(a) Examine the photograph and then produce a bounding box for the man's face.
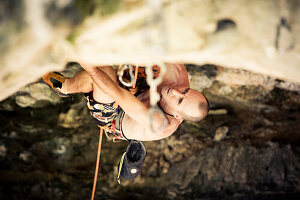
[160,85,206,119]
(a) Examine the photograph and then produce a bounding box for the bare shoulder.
[165,63,186,70]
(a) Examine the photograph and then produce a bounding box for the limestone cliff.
[0,63,299,199]
[0,0,299,199]
[0,0,300,100]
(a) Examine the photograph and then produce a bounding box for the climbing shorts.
[84,92,127,141]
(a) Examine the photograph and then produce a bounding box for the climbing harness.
[91,64,164,199]
[275,0,295,53]
[92,0,167,190]
[85,92,127,142]
[42,66,164,199]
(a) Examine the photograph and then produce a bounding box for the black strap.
[158,103,174,118]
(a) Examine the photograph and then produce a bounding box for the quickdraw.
[117,65,136,87]
[145,63,167,133]
[117,63,167,133]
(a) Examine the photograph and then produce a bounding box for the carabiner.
[117,65,135,87]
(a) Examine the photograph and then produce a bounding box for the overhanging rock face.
[1,0,300,101]
[76,0,300,79]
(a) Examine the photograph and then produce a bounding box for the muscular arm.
[82,65,167,133]
[80,62,107,76]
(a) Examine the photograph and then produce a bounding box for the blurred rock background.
[0,0,299,199]
[1,62,299,199]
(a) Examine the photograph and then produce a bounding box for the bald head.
[178,90,209,122]
[160,86,209,122]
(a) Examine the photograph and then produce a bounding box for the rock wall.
[0,64,299,199]
[0,0,299,199]
[1,0,300,101]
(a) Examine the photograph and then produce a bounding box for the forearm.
[89,68,120,95]
[79,62,112,76]
[89,68,146,115]
[84,65,168,132]
[90,68,166,128]
[78,61,122,99]
[79,62,96,75]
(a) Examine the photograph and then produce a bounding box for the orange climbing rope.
[91,128,104,200]
[90,66,139,200]
[90,65,162,200]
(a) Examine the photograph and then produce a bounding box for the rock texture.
[0,0,300,199]
[0,0,300,101]
[15,83,62,108]
[0,64,299,199]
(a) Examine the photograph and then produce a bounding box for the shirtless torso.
[59,63,206,142]
[122,63,189,141]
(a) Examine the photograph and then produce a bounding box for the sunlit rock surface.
[0,0,300,101]
[0,0,299,199]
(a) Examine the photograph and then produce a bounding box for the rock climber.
[42,63,209,142]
